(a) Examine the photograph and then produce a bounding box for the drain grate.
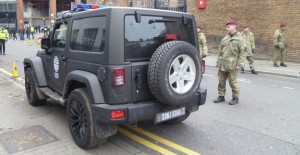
[0,125,58,154]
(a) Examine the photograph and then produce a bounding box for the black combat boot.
[214,96,225,103]
[229,97,239,105]
[241,69,244,74]
[273,63,279,67]
[251,69,258,74]
[280,63,287,67]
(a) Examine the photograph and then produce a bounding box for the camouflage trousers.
[218,70,239,98]
[273,48,286,64]
[241,56,255,70]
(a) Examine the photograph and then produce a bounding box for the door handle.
[135,69,142,90]
[60,55,66,61]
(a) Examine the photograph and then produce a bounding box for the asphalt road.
[0,38,300,155]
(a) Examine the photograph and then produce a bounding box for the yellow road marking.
[125,125,200,155]
[117,127,177,155]
[0,68,24,83]
[0,68,12,76]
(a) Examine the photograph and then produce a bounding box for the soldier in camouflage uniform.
[241,24,257,74]
[197,26,208,59]
[273,22,287,67]
[214,20,246,105]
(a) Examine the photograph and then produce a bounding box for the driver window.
[52,23,67,48]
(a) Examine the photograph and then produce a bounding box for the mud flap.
[95,123,117,139]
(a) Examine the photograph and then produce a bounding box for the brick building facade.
[189,0,300,62]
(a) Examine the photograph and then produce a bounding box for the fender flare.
[64,70,105,104]
[23,57,47,87]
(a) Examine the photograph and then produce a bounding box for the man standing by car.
[273,22,287,67]
[214,20,246,105]
[241,24,257,74]
[0,26,9,55]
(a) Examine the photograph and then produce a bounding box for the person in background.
[241,24,257,74]
[273,22,288,67]
[0,26,9,55]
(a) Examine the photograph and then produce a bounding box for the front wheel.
[67,88,107,149]
[25,68,46,106]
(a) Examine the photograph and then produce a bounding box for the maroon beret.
[243,24,249,29]
[197,25,202,29]
[280,22,287,27]
[226,20,237,26]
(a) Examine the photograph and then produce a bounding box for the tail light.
[113,68,125,87]
[165,34,177,40]
[111,110,125,119]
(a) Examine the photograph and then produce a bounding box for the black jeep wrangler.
[24,6,207,149]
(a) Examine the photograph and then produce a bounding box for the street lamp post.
[6,14,9,28]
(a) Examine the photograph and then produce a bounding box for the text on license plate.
[155,107,185,124]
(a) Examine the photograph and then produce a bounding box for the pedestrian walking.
[30,25,35,39]
[19,26,25,40]
[214,20,246,105]
[25,26,30,39]
[241,24,257,74]
[12,27,17,40]
[0,26,9,55]
[273,22,287,67]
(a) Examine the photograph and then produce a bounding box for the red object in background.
[198,0,206,9]
[201,59,205,74]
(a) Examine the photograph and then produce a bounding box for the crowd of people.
[0,25,50,55]
[198,20,289,105]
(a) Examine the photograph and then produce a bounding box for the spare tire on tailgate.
[148,41,201,105]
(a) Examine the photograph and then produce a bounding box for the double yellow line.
[0,68,24,83]
[0,67,200,155]
[118,125,200,155]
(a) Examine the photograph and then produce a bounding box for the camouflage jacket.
[242,31,255,56]
[217,31,246,71]
[273,28,286,49]
[198,32,208,58]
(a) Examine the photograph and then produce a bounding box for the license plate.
[155,107,185,124]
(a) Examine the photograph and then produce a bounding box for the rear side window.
[125,15,195,60]
[71,16,106,52]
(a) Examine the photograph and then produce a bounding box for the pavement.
[205,54,300,79]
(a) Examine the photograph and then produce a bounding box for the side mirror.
[41,38,50,50]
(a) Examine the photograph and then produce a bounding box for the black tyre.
[25,68,46,106]
[148,41,201,105]
[165,110,190,124]
[67,88,107,150]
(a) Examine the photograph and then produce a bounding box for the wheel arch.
[63,70,105,104]
[23,57,47,87]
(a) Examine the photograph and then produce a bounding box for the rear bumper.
[93,86,207,125]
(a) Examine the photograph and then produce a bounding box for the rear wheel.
[67,88,107,149]
[25,68,46,106]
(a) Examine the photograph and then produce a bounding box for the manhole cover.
[0,125,58,154]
